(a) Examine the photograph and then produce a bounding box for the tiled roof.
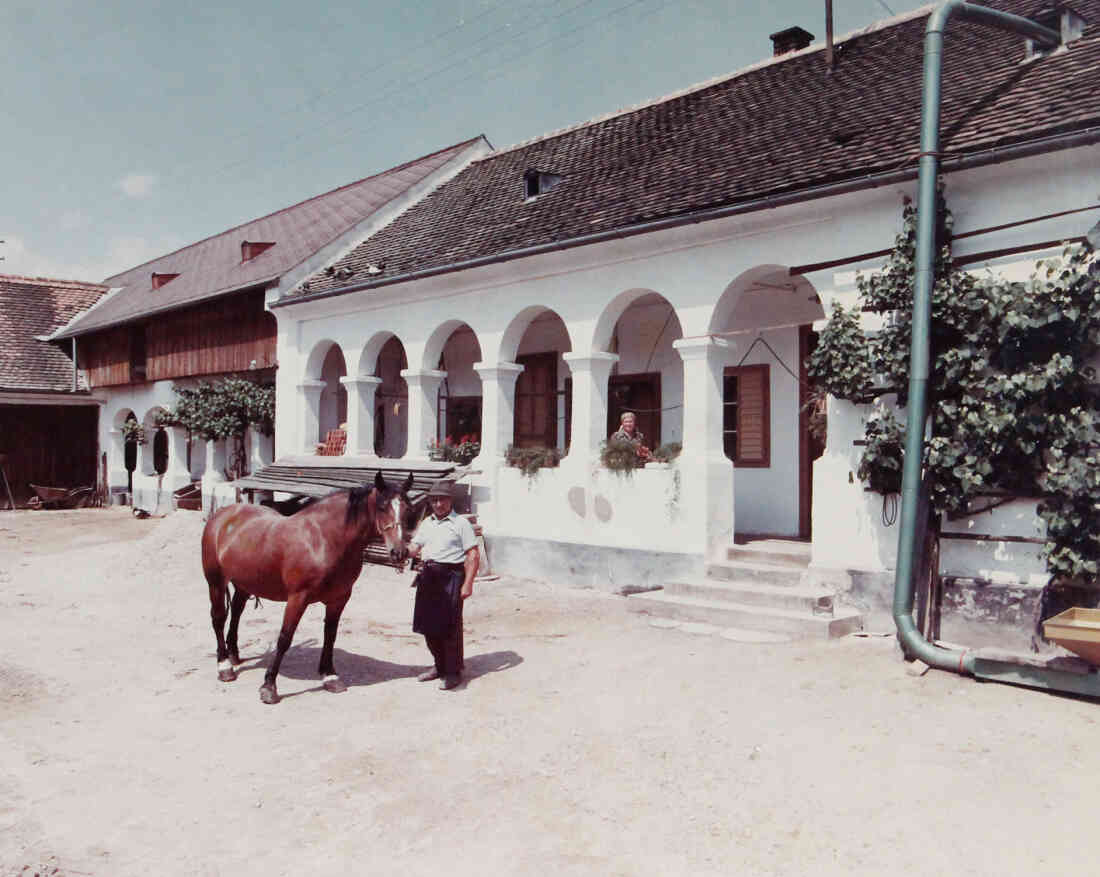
[56,138,484,337]
[0,275,109,392]
[299,0,1100,297]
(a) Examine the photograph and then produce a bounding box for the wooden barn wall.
[146,291,277,381]
[0,404,98,503]
[78,290,277,388]
[80,327,131,387]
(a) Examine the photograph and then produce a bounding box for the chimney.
[769,26,815,56]
[151,272,179,290]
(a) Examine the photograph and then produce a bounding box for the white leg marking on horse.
[323,674,340,683]
[218,659,233,671]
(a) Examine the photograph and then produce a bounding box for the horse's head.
[370,471,414,562]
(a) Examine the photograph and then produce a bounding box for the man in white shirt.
[408,480,479,690]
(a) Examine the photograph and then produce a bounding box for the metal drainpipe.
[894,2,1070,680]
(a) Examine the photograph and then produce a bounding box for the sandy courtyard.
[2,507,1098,876]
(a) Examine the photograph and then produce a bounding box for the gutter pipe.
[271,125,1100,310]
[893,2,1100,696]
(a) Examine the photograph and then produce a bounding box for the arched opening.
[598,290,684,452]
[375,337,408,458]
[121,411,139,491]
[140,407,170,476]
[503,308,572,451]
[319,345,348,442]
[710,266,825,538]
[431,323,483,455]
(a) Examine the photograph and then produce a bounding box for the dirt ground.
[2,508,1099,877]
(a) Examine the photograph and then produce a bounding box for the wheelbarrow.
[28,484,98,509]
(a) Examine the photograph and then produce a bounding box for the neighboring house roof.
[296,0,1100,298]
[0,275,109,392]
[54,137,485,338]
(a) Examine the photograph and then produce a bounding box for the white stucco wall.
[269,143,1099,589]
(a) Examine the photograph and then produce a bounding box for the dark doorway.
[607,372,661,448]
[153,428,169,475]
[0,404,98,504]
[514,352,558,449]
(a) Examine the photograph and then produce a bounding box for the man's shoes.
[417,668,440,682]
[439,675,461,690]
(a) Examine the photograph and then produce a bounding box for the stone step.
[627,591,864,639]
[727,539,811,568]
[665,577,836,614]
[706,559,806,587]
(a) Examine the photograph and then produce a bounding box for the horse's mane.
[345,484,377,525]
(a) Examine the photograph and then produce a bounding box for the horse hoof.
[218,668,238,682]
[322,676,347,694]
[259,685,280,705]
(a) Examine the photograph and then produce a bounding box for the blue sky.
[1,0,930,283]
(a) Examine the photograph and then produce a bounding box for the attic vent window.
[769,26,814,56]
[1025,4,1085,60]
[524,169,564,200]
[241,240,276,262]
[151,272,179,290]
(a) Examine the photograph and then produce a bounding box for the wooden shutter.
[724,364,770,467]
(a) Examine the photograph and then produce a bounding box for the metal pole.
[893,1,1060,673]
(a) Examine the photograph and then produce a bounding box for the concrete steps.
[627,538,863,640]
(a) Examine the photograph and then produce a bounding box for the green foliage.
[162,377,275,480]
[505,444,561,477]
[428,436,480,466]
[857,410,903,495]
[120,416,146,445]
[653,442,682,463]
[807,301,873,400]
[600,438,645,474]
[164,377,275,442]
[811,185,1100,581]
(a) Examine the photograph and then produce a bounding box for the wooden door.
[514,352,558,449]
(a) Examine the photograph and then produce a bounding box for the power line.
[192,0,595,188]
[207,0,674,185]
[161,0,530,184]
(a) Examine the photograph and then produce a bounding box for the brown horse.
[201,471,413,704]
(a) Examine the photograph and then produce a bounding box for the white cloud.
[117,172,158,199]
[0,233,183,283]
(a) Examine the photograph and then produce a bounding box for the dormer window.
[241,240,276,262]
[1025,4,1084,60]
[151,272,179,290]
[524,169,564,200]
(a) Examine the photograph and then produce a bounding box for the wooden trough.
[1042,607,1100,666]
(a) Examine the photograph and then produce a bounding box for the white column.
[341,375,382,455]
[163,426,192,487]
[673,336,736,559]
[138,431,156,476]
[298,379,326,452]
[248,425,273,473]
[401,369,446,461]
[107,428,128,493]
[472,361,524,463]
[201,438,228,515]
[202,439,228,484]
[561,351,619,472]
